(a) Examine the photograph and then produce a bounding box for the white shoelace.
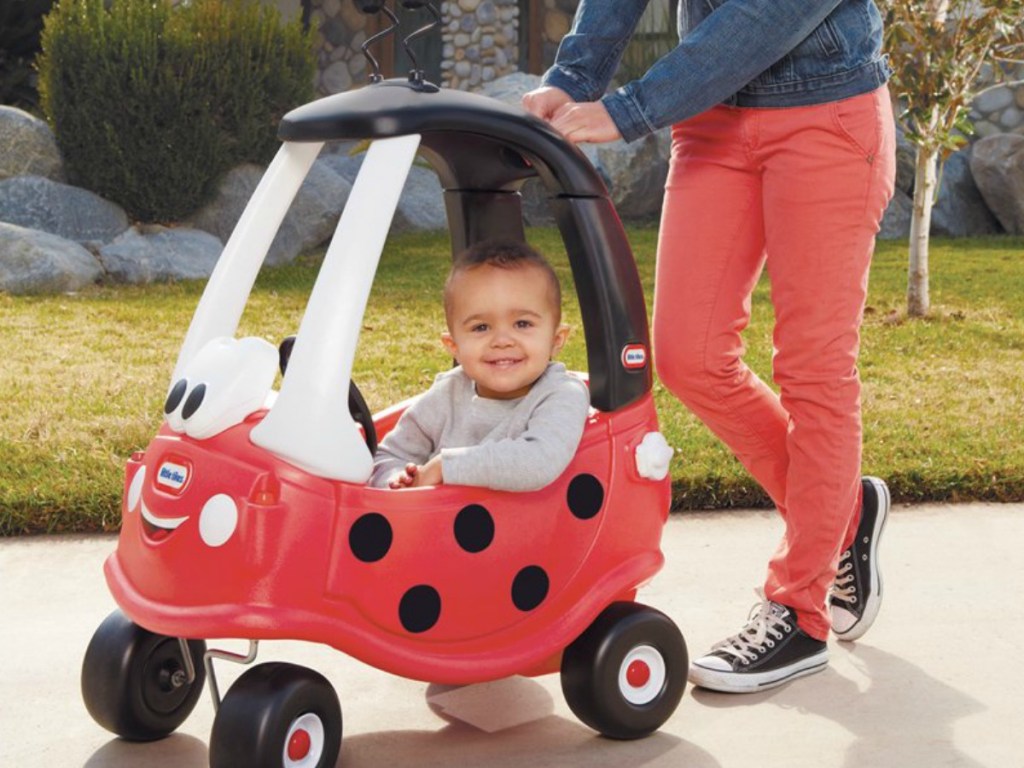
[711,589,793,664]
[833,551,856,601]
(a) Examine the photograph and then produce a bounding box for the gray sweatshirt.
[369,362,590,492]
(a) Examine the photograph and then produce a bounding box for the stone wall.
[303,0,1024,139]
[310,0,523,94]
[441,0,520,91]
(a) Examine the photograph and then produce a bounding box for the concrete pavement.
[1,502,1020,767]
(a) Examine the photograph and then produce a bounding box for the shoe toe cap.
[691,654,733,673]
[831,605,858,633]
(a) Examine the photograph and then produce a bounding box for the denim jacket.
[542,0,891,142]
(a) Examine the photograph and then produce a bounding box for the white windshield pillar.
[250,134,422,483]
[172,141,324,382]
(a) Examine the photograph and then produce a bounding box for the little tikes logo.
[156,460,189,491]
[621,344,648,370]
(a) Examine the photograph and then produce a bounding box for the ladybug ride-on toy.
[81,3,687,766]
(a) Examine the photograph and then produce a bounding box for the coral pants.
[653,87,895,640]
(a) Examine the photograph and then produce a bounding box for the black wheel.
[81,609,207,741]
[279,335,377,453]
[209,662,342,768]
[560,602,687,740]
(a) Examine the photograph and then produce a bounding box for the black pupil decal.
[181,383,207,420]
[567,474,604,520]
[349,513,393,563]
[164,378,188,415]
[399,585,441,633]
[454,504,494,553]
[512,565,549,612]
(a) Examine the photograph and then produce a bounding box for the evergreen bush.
[37,0,315,222]
[0,0,55,111]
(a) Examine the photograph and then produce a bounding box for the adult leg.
[758,87,896,641]
[687,90,895,693]
[653,107,789,510]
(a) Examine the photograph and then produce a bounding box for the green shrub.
[37,0,315,222]
[0,0,55,111]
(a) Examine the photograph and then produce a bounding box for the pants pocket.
[829,90,883,162]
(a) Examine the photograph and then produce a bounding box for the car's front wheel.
[81,609,206,741]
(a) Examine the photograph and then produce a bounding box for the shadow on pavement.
[690,642,986,767]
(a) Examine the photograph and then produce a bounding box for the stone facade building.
[294,0,1024,140]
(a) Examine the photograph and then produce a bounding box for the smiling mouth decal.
[140,499,189,542]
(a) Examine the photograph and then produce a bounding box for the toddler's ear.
[551,323,571,356]
[441,332,459,359]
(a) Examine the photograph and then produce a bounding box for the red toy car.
[81,7,686,766]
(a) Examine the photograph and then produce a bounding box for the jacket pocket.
[812,16,842,56]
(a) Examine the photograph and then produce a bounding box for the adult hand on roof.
[550,101,622,144]
[521,85,574,121]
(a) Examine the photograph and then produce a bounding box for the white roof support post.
[250,134,422,483]
[172,141,325,382]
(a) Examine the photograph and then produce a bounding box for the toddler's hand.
[388,463,420,489]
[413,456,443,487]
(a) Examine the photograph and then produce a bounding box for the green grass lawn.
[2,229,1022,534]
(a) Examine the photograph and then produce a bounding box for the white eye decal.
[199,494,238,547]
[163,336,278,440]
[127,466,146,512]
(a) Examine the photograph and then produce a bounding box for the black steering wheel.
[278,336,378,455]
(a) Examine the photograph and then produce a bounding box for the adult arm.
[544,0,844,141]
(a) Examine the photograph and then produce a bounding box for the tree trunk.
[907,144,938,317]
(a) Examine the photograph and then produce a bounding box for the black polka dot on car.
[567,474,604,520]
[399,585,441,633]
[511,565,549,611]
[454,504,494,553]
[164,378,188,415]
[181,383,207,420]
[349,513,393,563]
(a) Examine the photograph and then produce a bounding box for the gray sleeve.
[440,377,590,492]
[369,392,443,488]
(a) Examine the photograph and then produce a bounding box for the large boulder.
[931,148,1003,237]
[479,71,543,107]
[970,134,1024,234]
[391,165,448,233]
[0,176,128,247]
[187,164,262,242]
[0,106,64,182]
[0,222,102,294]
[582,130,671,222]
[318,152,447,233]
[894,124,916,196]
[270,160,353,264]
[878,188,912,240]
[188,161,352,265]
[97,226,223,283]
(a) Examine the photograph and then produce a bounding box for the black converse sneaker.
[689,592,828,693]
[831,476,891,641]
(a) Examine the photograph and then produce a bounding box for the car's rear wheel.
[561,602,687,739]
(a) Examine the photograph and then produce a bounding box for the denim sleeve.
[545,0,843,142]
[542,0,652,103]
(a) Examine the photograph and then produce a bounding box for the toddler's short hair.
[443,239,562,324]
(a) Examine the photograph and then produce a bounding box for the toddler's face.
[442,264,568,400]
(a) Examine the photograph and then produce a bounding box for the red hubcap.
[626,659,651,688]
[288,729,311,761]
